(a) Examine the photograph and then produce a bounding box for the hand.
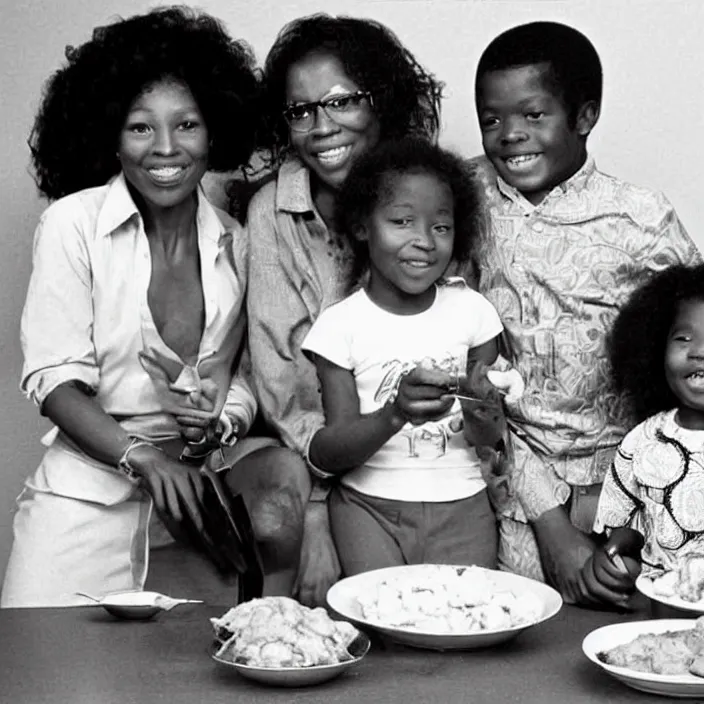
[176,378,220,443]
[394,363,455,426]
[533,506,597,605]
[580,546,640,609]
[128,443,207,543]
[293,501,341,607]
[138,349,219,440]
[486,368,525,404]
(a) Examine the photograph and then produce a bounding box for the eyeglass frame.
[282,90,374,133]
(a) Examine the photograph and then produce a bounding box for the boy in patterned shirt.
[470,21,700,604]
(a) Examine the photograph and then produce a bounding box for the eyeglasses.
[283,91,374,133]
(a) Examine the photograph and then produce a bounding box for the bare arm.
[308,355,456,474]
[43,381,207,537]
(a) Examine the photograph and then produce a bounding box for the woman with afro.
[1,6,310,607]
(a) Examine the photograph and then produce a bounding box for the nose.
[153,126,177,155]
[500,116,527,144]
[310,105,341,135]
[688,339,704,359]
[412,224,436,250]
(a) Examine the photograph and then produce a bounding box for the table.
[0,601,678,704]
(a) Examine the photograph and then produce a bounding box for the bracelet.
[116,437,158,482]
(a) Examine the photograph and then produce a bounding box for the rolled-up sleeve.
[219,344,258,443]
[20,201,99,407]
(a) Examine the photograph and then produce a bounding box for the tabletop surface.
[0,599,679,704]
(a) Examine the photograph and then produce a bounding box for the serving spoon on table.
[75,591,203,619]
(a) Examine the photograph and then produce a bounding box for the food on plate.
[599,616,704,675]
[211,596,359,668]
[356,565,543,632]
[650,554,704,603]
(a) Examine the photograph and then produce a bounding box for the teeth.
[316,146,350,165]
[688,371,704,379]
[505,154,539,167]
[405,261,431,268]
[149,167,183,179]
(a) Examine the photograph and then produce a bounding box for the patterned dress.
[594,409,704,575]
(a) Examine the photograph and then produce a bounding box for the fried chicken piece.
[601,617,704,675]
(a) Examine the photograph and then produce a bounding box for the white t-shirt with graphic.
[302,280,503,501]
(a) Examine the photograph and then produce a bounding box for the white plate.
[78,590,203,620]
[636,575,704,614]
[582,619,704,698]
[326,564,562,651]
[211,632,370,687]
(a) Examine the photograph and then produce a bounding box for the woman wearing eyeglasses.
[241,14,443,606]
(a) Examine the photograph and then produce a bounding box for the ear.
[575,100,600,137]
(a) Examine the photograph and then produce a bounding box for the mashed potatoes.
[211,596,359,668]
[356,565,543,633]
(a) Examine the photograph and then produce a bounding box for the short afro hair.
[475,21,602,125]
[335,136,479,288]
[257,13,443,166]
[30,5,259,200]
[609,264,704,422]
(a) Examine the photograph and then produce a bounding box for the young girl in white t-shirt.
[302,137,520,576]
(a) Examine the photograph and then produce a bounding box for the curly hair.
[609,264,704,422]
[256,13,443,166]
[335,136,479,288]
[30,5,259,200]
[475,21,602,126]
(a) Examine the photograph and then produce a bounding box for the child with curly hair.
[581,264,704,607]
[245,14,445,603]
[301,137,515,575]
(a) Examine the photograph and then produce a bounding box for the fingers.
[180,426,206,443]
[592,550,636,590]
[579,557,632,608]
[140,459,207,542]
[175,408,217,426]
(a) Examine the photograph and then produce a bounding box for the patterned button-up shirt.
[471,155,701,522]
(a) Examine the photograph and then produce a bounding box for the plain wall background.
[1,0,702,585]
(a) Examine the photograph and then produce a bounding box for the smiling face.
[285,51,381,194]
[118,78,209,215]
[665,299,704,430]
[477,63,596,205]
[360,171,455,315]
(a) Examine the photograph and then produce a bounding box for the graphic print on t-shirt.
[374,353,463,459]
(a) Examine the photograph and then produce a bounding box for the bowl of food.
[77,590,203,620]
[326,564,562,651]
[210,596,369,686]
[582,617,704,697]
[637,555,704,615]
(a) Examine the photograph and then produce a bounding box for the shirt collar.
[496,154,597,210]
[96,172,227,244]
[275,153,315,214]
[96,173,140,237]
